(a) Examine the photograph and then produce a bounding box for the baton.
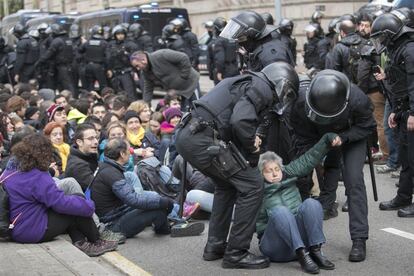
[178,158,187,218]
[366,141,378,202]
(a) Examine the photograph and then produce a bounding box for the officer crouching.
[175,62,299,269]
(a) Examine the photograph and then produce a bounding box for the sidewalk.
[0,238,127,276]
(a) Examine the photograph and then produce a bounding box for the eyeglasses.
[83,136,99,141]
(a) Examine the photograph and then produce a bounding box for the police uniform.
[15,34,40,83]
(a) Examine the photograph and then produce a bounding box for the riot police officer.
[371,8,414,217]
[260,12,281,40]
[175,62,299,269]
[0,37,13,84]
[304,24,323,70]
[37,24,75,93]
[209,17,239,85]
[128,23,153,52]
[161,24,189,55]
[106,25,138,101]
[36,23,55,89]
[220,11,295,71]
[78,25,108,92]
[290,70,376,262]
[311,10,325,37]
[103,26,112,42]
[318,18,339,70]
[13,23,40,84]
[170,18,199,70]
[279,18,297,64]
[70,24,86,92]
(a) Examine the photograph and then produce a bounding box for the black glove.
[247,152,260,168]
[159,197,174,214]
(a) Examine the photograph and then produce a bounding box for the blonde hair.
[128,100,149,115]
[105,121,126,138]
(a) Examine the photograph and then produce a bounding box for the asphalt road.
[116,165,414,276]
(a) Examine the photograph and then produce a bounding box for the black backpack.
[348,43,364,83]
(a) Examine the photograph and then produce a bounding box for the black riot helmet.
[328,18,340,34]
[370,8,414,53]
[261,62,299,114]
[90,25,103,39]
[28,29,40,40]
[213,17,227,34]
[219,10,276,42]
[12,23,27,39]
[305,70,350,125]
[162,24,179,40]
[170,18,184,34]
[311,11,324,23]
[279,18,294,36]
[69,24,80,39]
[112,25,127,39]
[103,26,112,40]
[180,19,190,31]
[37,23,48,34]
[261,12,274,25]
[129,23,144,38]
[50,23,66,36]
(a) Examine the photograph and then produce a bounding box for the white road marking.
[381,228,414,241]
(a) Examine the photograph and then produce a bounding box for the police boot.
[397,203,414,217]
[222,249,269,269]
[309,245,335,270]
[349,239,366,262]
[203,238,227,261]
[379,197,411,211]
[296,247,319,274]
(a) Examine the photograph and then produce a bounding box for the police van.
[25,14,79,33]
[1,10,59,46]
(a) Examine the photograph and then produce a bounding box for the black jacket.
[64,146,98,191]
[15,35,40,74]
[39,35,74,65]
[136,32,153,52]
[213,37,239,79]
[106,39,138,70]
[317,33,335,70]
[290,83,376,154]
[182,30,199,67]
[78,37,108,65]
[358,44,381,94]
[280,34,297,65]
[304,37,321,69]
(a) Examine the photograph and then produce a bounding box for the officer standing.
[175,62,299,269]
[69,24,85,93]
[317,18,339,70]
[171,18,199,70]
[279,18,297,64]
[220,11,294,71]
[106,25,138,101]
[36,23,55,89]
[128,23,153,52]
[310,11,325,38]
[290,70,375,262]
[37,24,75,94]
[78,25,108,92]
[13,23,40,84]
[371,9,414,217]
[209,17,239,85]
[304,24,323,70]
[161,24,189,56]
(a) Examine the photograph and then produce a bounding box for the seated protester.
[92,138,173,239]
[149,112,163,139]
[160,107,182,139]
[124,110,160,160]
[3,134,117,256]
[46,104,75,144]
[0,112,15,153]
[6,95,26,120]
[84,116,103,142]
[256,133,338,274]
[9,115,24,132]
[43,122,70,173]
[65,124,99,191]
[127,100,151,129]
[67,99,89,125]
[91,103,107,121]
[156,93,182,113]
[23,106,41,129]
[101,112,119,130]
[54,94,69,109]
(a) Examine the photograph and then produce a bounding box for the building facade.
[23,0,367,48]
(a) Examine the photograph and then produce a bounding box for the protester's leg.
[110,209,170,238]
[259,207,302,262]
[41,210,76,242]
[319,149,341,210]
[368,92,388,158]
[186,189,214,212]
[384,100,400,169]
[295,198,326,247]
[55,177,83,196]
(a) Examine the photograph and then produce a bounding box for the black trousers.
[41,209,99,243]
[111,73,137,101]
[318,139,369,240]
[85,62,108,92]
[56,65,75,95]
[396,113,414,202]
[176,121,264,251]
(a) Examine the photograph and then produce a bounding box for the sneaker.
[100,229,126,244]
[374,157,387,165]
[171,221,205,237]
[183,202,201,219]
[74,239,118,257]
[376,164,397,174]
[391,170,401,178]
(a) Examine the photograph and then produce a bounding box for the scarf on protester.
[127,127,146,147]
[53,143,70,171]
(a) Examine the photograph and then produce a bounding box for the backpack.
[348,43,364,83]
[136,157,181,201]
[0,172,18,241]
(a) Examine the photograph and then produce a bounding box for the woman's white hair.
[258,151,284,173]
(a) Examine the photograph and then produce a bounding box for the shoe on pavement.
[170,221,205,237]
[323,207,338,220]
[342,200,348,212]
[397,203,414,217]
[203,240,227,261]
[349,239,366,262]
[390,170,401,179]
[379,197,411,211]
[74,239,118,257]
[222,249,269,269]
[296,248,320,274]
[376,164,397,174]
[309,245,335,270]
[100,229,126,244]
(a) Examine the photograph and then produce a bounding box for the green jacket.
[256,133,336,237]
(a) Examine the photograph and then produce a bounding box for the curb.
[101,251,152,276]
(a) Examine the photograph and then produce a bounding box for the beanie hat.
[24,106,39,120]
[47,104,65,122]
[124,110,141,124]
[38,88,55,101]
[164,107,182,123]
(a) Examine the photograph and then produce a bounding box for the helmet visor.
[305,103,336,125]
[219,19,247,42]
[273,79,297,115]
[371,35,387,54]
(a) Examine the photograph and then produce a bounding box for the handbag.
[0,171,19,240]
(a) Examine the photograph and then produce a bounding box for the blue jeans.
[259,199,326,262]
[384,100,400,169]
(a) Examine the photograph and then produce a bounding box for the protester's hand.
[331,136,342,147]
[217,73,223,81]
[159,197,174,214]
[388,113,397,129]
[107,70,113,78]
[90,90,101,99]
[373,66,386,81]
[407,115,414,131]
[14,74,19,83]
[142,148,154,158]
[49,162,59,177]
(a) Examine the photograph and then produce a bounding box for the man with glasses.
[65,124,100,191]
